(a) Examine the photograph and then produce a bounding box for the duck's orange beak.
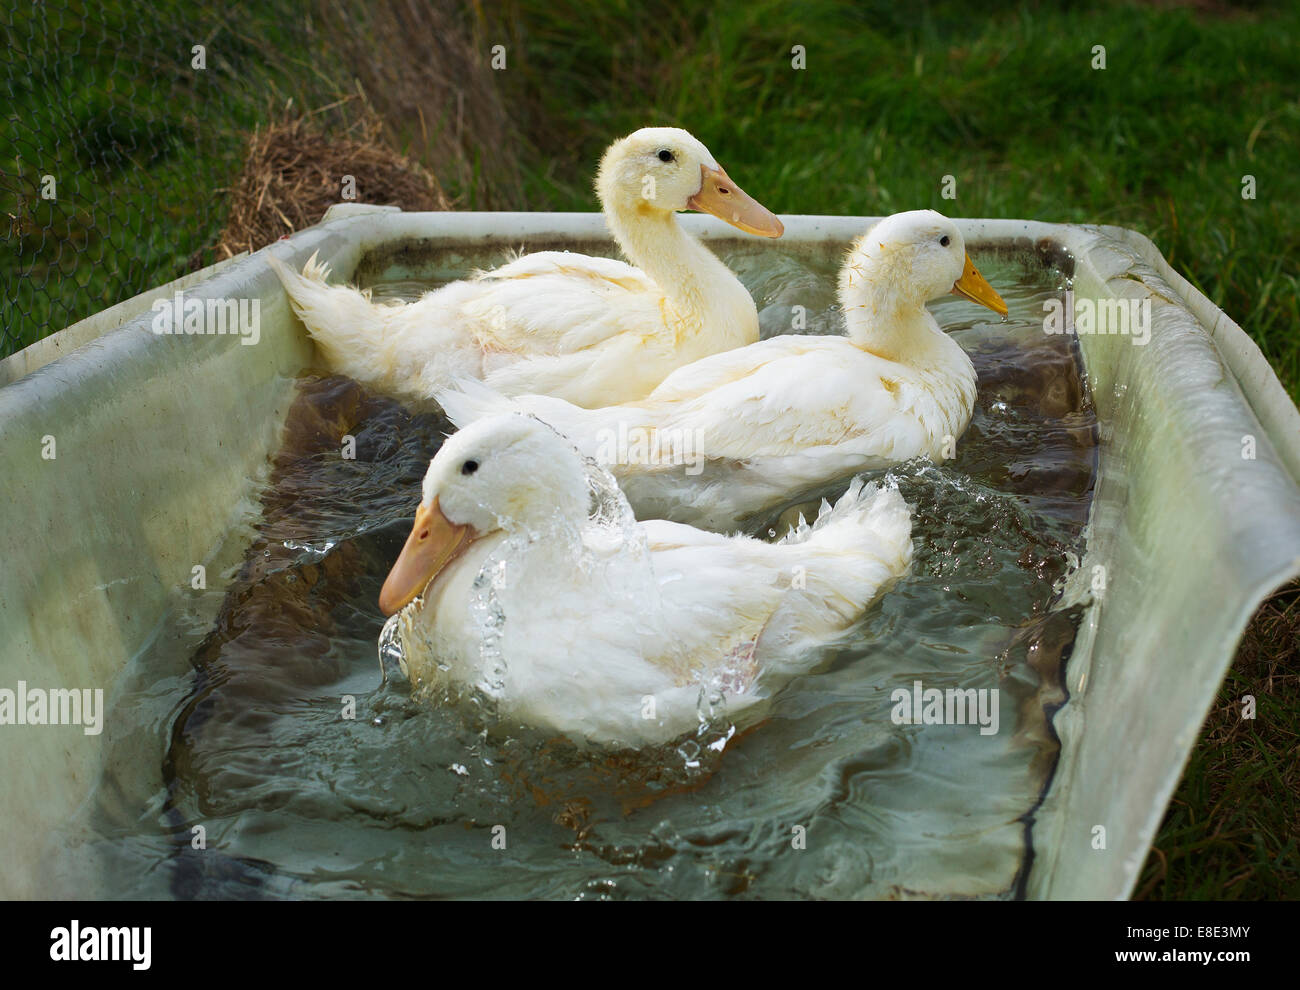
[687,164,784,238]
[379,498,475,616]
[951,255,1008,317]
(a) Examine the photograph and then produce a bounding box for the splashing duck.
[377,414,912,747]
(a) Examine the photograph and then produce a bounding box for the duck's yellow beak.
[687,164,784,238]
[951,255,1008,317]
[379,498,474,616]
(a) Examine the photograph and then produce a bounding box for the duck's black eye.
[460,459,479,476]
[657,149,675,163]
[940,235,951,247]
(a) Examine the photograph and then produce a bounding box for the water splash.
[376,611,404,685]
[468,557,509,697]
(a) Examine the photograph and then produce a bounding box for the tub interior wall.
[0,262,315,896]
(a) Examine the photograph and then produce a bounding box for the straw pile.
[214,107,448,259]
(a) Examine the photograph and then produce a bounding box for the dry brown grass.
[209,0,530,261]
[214,103,449,260]
[311,0,527,208]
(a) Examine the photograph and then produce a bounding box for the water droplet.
[377,612,408,684]
[707,725,736,752]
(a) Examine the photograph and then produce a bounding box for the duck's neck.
[842,279,962,371]
[605,201,756,348]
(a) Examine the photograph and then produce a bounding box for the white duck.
[267,127,782,409]
[377,414,912,747]
[438,210,1007,531]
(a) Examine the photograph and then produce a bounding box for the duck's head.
[596,126,784,237]
[840,210,1008,317]
[379,415,588,616]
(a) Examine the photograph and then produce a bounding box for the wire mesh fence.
[1,0,520,361]
[2,2,243,358]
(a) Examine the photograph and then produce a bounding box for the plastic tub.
[2,206,1297,899]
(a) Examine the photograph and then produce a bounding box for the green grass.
[1,1,230,351]
[0,0,405,354]
[1136,582,1299,900]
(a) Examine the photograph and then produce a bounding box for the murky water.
[62,241,1095,899]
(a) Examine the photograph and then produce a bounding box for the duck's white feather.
[436,211,991,530]
[390,417,911,747]
[267,127,778,408]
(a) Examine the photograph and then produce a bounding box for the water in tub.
[53,242,1096,899]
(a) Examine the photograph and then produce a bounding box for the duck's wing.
[481,329,681,406]
[642,518,737,553]
[643,520,781,617]
[753,479,913,671]
[466,252,663,355]
[643,336,926,462]
[639,482,912,689]
[640,520,782,676]
[482,251,654,287]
